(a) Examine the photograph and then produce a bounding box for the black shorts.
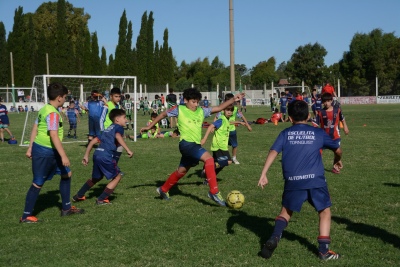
[212,149,231,162]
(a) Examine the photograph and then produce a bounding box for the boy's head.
[274,108,279,113]
[224,93,234,101]
[109,109,126,126]
[182,88,202,101]
[321,93,333,108]
[91,90,102,101]
[288,100,309,122]
[69,101,75,108]
[110,87,121,104]
[172,129,180,137]
[47,82,68,101]
[223,105,235,118]
[125,94,130,100]
[281,92,286,96]
[150,112,158,119]
[302,92,307,96]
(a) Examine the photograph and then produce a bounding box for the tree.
[286,43,327,87]
[114,10,129,75]
[250,57,278,88]
[91,32,101,75]
[0,22,10,86]
[100,47,108,75]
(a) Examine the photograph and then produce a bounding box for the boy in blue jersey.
[20,83,84,223]
[86,90,105,143]
[73,109,133,205]
[279,92,288,121]
[258,100,342,261]
[66,101,80,138]
[0,98,15,142]
[141,88,244,206]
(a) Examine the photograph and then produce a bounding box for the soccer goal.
[20,75,137,146]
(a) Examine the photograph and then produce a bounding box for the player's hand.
[246,124,252,132]
[25,148,32,159]
[344,128,349,135]
[334,160,343,170]
[258,175,269,189]
[82,156,89,166]
[61,155,70,167]
[234,93,245,101]
[127,150,134,158]
[140,127,150,133]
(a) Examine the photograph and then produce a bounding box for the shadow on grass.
[127,180,220,207]
[33,190,61,215]
[383,182,400,187]
[226,210,319,256]
[332,216,400,249]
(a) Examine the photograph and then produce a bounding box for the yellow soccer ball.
[226,190,245,209]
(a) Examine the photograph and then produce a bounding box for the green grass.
[1,104,399,266]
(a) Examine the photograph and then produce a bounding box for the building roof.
[278,79,290,86]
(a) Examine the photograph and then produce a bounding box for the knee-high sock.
[22,185,41,219]
[318,236,331,254]
[161,170,185,192]
[60,178,71,211]
[205,158,219,194]
[271,216,288,240]
[77,178,101,197]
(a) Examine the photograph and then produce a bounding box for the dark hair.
[173,129,180,135]
[150,112,158,119]
[109,108,126,122]
[321,92,333,103]
[110,87,121,95]
[224,93,234,101]
[224,104,234,111]
[274,108,279,112]
[47,82,68,100]
[183,88,202,101]
[288,100,309,122]
[125,94,130,99]
[281,92,286,96]
[69,101,75,105]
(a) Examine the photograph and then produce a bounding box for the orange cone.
[340,121,344,128]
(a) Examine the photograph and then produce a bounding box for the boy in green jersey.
[141,88,244,206]
[100,87,121,131]
[200,105,246,184]
[20,83,84,223]
[123,93,133,130]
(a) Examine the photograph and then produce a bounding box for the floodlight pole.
[229,0,235,92]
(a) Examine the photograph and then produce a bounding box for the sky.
[1,0,399,70]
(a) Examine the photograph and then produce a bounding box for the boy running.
[313,93,349,173]
[73,109,133,205]
[141,88,244,206]
[258,100,342,261]
[20,83,84,223]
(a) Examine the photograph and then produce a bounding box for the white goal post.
[21,75,138,146]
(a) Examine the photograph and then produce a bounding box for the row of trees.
[0,0,399,95]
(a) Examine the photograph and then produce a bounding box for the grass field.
[0,104,399,266]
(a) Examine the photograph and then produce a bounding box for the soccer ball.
[226,190,245,209]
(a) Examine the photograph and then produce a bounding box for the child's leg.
[75,177,102,198]
[201,152,219,194]
[160,166,188,193]
[318,207,331,254]
[60,172,72,211]
[21,183,42,220]
[5,128,13,138]
[97,173,122,201]
[0,128,4,141]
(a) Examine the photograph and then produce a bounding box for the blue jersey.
[66,108,78,123]
[0,104,10,125]
[270,123,339,190]
[87,100,104,119]
[279,97,288,108]
[315,98,322,110]
[203,99,209,108]
[94,124,124,158]
[74,100,81,111]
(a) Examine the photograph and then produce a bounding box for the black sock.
[98,187,114,201]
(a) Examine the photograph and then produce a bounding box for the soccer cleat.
[207,191,226,207]
[232,158,240,164]
[72,195,86,202]
[96,199,112,205]
[319,250,341,260]
[156,187,171,201]
[260,237,279,259]
[61,206,85,216]
[332,168,340,174]
[20,216,40,223]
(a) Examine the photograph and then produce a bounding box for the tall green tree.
[136,11,148,85]
[146,12,155,85]
[91,32,101,75]
[114,10,129,75]
[0,22,10,86]
[100,47,108,75]
[285,42,327,87]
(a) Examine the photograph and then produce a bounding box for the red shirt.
[315,107,344,140]
[322,84,335,95]
[270,112,282,123]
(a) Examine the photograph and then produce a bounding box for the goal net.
[21,75,137,146]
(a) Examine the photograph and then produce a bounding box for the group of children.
[18,82,349,261]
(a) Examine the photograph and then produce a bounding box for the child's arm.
[82,138,99,166]
[342,120,349,135]
[201,124,216,146]
[239,113,252,132]
[210,93,244,114]
[258,150,279,189]
[141,110,167,132]
[25,122,38,159]
[115,133,133,158]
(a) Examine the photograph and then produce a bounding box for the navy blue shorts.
[282,186,332,212]
[89,117,101,137]
[280,107,287,114]
[31,143,71,185]
[228,130,238,148]
[69,122,77,129]
[92,154,120,180]
[178,140,207,167]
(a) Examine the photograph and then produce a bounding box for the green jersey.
[211,115,230,151]
[35,104,63,148]
[103,101,119,130]
[177,105,204,144]
[123,99,133,115]
[224,106,238,132]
